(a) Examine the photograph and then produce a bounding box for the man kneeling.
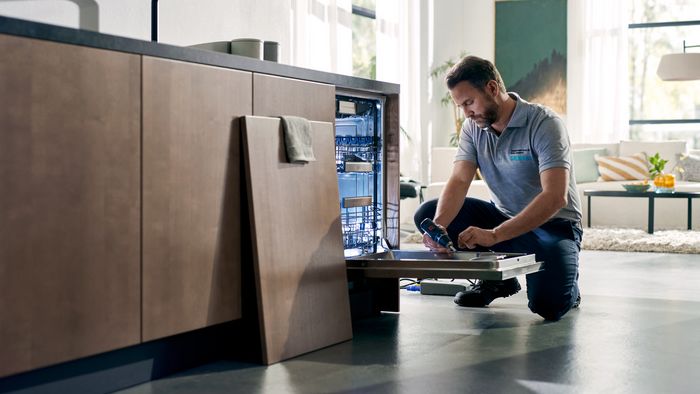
[415,55,582,321]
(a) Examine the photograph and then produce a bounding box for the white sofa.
[422,142,700,231]
[422,147,493,202]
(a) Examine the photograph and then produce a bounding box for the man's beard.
[472,100,498,128]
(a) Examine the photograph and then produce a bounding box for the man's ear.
[487,80,499,96]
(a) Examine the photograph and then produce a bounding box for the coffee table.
[583,189,700,234]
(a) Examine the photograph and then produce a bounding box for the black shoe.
[572,294,581,309]
[453,278,521,307]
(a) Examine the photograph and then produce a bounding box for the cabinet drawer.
[253,73,335,123]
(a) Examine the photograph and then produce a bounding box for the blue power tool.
[419,218,456,252]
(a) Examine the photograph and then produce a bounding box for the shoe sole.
[454,285,521,307]
[497,281,522,300]
[491,286,521,303]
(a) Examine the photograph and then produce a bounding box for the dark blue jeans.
[414,197,582,321]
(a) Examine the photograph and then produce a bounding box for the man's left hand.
[457,226,498,249]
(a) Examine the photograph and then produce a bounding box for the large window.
[352,0,376,79]
[629,0,700,148]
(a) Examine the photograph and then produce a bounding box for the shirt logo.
[509,148,532,161]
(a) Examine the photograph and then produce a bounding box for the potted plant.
[648,152,674,191]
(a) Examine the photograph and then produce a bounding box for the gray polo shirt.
[455,93,582,223]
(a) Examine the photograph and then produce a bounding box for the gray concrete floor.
[118,250,700,394]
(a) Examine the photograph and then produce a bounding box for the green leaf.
[648,152,668,176]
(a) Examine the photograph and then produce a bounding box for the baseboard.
[0,320,254,394]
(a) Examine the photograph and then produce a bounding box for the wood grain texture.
[142,57,251,341]
[253,74,335,123]
[384,94,400,249]
[0,35,141,377]
[242,116,352,365]
[378,93,401,312]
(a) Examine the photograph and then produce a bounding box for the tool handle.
[419,218,455,250]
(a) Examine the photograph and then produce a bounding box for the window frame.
[352,4,376,20]
[628,19,700,127]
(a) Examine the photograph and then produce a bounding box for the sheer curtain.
[376,0,425,182]
[375,0,400,83]
[290,0,352,75]
[288,0,424,181]
[568,0,630,143]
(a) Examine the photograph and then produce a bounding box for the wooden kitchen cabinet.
[0,35,141,377]
[253,74,335,122]
[0,16,401,383]
[141,57,251,341]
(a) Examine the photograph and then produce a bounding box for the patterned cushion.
[678,154,700,182]
[594,153,649,181]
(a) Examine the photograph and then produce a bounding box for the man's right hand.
[422,224,454,253]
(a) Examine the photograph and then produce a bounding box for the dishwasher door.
[347,250,543,281]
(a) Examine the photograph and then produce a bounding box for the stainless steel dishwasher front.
[346,250,543,281]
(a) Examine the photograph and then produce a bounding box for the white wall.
[0,0,292,63]
[430,0,494,148]
[0,1,83,31]
[160,0,290,64]
[398,0,495,186]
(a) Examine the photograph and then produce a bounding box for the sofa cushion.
[619,140,686,173]
[678,153,700,182]
[572,142,619,156]
[430,147,458,183]
[573,148,608,183]
[421,180,492,203]
[595,153,649,181]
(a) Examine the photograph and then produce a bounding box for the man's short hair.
[445,56,506,93]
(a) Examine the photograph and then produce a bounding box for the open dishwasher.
[347,250,542,281]
[334,93,542,315]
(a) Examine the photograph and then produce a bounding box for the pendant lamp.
[657,40,700,81]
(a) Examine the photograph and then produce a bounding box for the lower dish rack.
[341,203,381,253]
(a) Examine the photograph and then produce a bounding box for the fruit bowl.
[622,183,650,192]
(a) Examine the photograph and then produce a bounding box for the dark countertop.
[0,15,399,95]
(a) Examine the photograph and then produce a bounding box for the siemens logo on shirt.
[509,148,532,161]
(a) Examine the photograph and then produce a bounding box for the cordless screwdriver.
[420,218,457,252]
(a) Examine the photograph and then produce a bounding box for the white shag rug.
[402,228,700,254]
[403,231,424,244]
[581,227,700,254]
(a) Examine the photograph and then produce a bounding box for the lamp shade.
[657,52,700,81]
